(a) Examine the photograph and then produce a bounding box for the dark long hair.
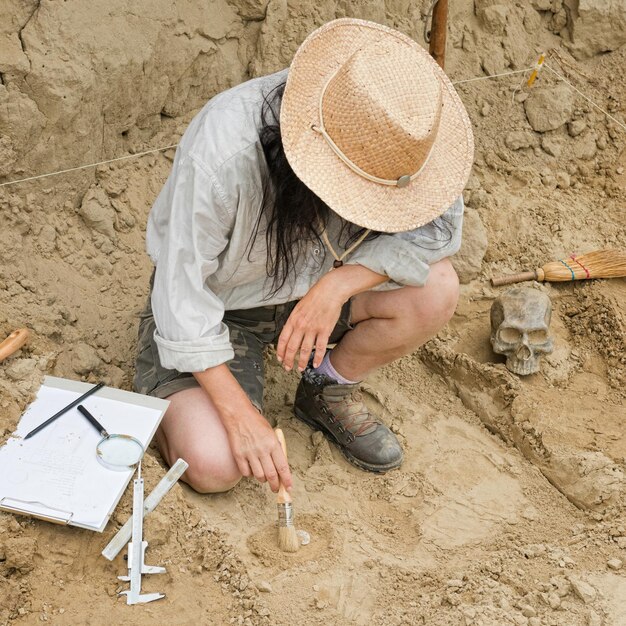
[252,80,453,295]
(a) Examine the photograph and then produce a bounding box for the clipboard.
[0,376,169,532]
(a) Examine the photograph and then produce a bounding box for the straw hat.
[280,18,474,233]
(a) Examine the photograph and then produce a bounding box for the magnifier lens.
[97,435,144,471]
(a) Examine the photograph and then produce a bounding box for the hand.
[276,277,344,372]
[224,405,292,493]
[194,365,292,493]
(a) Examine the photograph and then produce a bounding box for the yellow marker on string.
[527,53,546,88]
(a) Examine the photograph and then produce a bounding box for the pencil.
[24,382,105,439]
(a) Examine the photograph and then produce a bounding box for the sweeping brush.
[275,428,300,553]
[491,249,626,287]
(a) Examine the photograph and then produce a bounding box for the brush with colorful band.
[491,249,626,287]
[275,428,300,553]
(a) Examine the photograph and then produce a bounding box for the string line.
[452,67,535,85]
[543,63,626,133]
[0,144,179,188]
[0,62,623,189]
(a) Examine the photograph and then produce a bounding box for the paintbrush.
[275,428,300,553]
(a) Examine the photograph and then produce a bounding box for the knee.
[402,259,459,328]
[182,452,242,494]
[428,259,460,323]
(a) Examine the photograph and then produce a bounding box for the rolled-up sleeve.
[151,154,236,372]
[346,196,464,287]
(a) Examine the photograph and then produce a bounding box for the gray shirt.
[147,69,464,373]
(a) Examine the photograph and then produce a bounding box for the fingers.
[312,334,330,368]
[271,445,292,492]
[248,457,266,484]
[282,327,304,372]
[296,333,316,373]
[260,455,280,493]
[234,455,252,479]
[275,324,292,365]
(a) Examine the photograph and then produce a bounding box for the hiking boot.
[293,369,403,473]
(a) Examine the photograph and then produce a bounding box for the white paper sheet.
[0,377,168,532]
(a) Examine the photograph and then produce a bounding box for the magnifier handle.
[77,405,109,438]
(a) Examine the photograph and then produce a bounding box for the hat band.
[312,72,436,189]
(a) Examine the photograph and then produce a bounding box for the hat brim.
[280,19,474,233]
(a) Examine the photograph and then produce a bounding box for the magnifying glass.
[77,405,144,471]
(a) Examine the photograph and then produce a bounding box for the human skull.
[490,288,554,376]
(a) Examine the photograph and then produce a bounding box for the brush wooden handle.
[0,328,30,362]
[491,269,544,287]
[275,428,292,505]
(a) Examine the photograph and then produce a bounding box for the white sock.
[313,351,360,384]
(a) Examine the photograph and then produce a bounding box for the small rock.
[607,558,622,570]
[574,133,598,160]
[70,343,102,375]
[547,592,561,609]
[524,84,575,132]
[596,136,607,150]
[569,577,596,604]
[528,619,541,626]
[482,5,509,33]
[480,102,491,117]
[4,537,36,573]
[79,186,116,239]
[522,605,537,618]
[555,171,570,189]
[39,224,57,253]
[521,507,539,521]
[505,130,538,150]
[541,170,557,189]
[5,358,37,382]
[256,581,272,593]
[541,134,562,157]
[587,610,602,626]
[311,431,324,446]
[233,0,270,20]
[551,7,568,29]
[568,119,587,137]
[446,579,463,588]
[445,590,461,606]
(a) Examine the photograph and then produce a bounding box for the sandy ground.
[1,1,625,625]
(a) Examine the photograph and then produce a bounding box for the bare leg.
[155,387,241,493]
[331,258,459,381]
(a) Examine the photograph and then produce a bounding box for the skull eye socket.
[498,327,521,343]
[528,329,548,343]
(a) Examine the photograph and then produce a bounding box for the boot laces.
[326,390,378,436]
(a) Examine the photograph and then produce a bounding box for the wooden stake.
[429,0,448,70]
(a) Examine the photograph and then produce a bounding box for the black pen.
[24,382,106,439]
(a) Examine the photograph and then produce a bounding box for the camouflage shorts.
[133,282,353,412]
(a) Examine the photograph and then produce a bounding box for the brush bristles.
[542,249,626,282]
[277,525,300,553]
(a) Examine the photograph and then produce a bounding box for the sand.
[0,0,625,624]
